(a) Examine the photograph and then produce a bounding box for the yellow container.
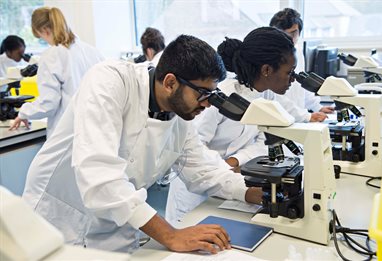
[10,76,39,101]
[369,179,382,260]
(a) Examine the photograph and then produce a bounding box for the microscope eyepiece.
[20,64,38,77]
[21,53,32,63]
[294,71,324,93]
[338,52,357,66]
[208,91,250,121]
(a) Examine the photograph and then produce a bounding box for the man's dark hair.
[269,8,303,33]
[140,27,165,55]
[217,27,295,88]
[156,35,226,82]
[0,35,25,54]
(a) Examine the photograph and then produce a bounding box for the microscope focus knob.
[312,204,321,211]
[287,207,298,219]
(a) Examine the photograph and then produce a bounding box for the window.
[0,0,45,50]
[133,0,282,50]
[133,0,382,51]
[302,0,382,38]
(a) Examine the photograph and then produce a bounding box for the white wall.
[92,1,135,58]
[44,0,135,59]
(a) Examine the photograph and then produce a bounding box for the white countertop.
[0,120,47,148]
[131,174,378,260]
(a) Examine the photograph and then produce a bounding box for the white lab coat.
[0,53,25,77]
[17,38,104,138]
[149,50,163,66]
[284,44,322,112]
[166,78,310,224]
[22,60,248,253]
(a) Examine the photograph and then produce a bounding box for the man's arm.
[140,214,231,254]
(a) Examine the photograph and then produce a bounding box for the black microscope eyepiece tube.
[338,52,358,66]
[293,71,324,93]
[348,105,362,117]
[284,140,302,155]
[208,92,249,121]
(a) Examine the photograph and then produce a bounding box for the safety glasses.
[176,76,221,102]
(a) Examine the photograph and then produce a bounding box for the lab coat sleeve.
[179,124,247,202]
[304,90,323,112]
[193,106,222,144]
[71,64,156,230]
[18,47,64,120]
[230,130,268,166]
[273,93,311,122]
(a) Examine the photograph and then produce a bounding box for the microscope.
[294,71,382,177]
[338,51,382,93]
[0,82,34,125]
[0,58,37,126]
[208,93,336,245]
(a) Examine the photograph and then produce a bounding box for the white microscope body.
[241,99,336,245]
[318,77,382,177]
[352,55,382,76]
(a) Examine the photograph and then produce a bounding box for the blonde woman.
[10,7,104,138]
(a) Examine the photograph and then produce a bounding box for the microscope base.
[334,159,382,177]
[0,120,13,128]
[250,212,331,245]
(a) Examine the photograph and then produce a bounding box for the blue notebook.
[198,215,273,252]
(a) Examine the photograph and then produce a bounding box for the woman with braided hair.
[0,35,28,77]
[166,26,317,225]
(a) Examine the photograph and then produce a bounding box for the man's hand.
[225,157,239,168]
[163,224,231,254]
[9,116,30,130]
[225,157,240,173]
[245,187,263,204]
[141,214,231,254]
[309,112,327,122]
[319,106,335,114]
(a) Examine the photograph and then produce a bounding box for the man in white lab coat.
[22,35,262,254]
[140,27,165,66]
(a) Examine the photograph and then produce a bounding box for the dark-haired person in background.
[22,34,262,254]
[166,26,319,225]
[140,27,166,65]
[270,8,334,115]
[0,35,28,77]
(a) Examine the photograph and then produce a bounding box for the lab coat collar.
[148,67,175,121]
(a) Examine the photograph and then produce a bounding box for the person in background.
[9,7,104,138]
[270,8,335,115]
[0,35,28,77]
[140,27,165,65]
[22,34,262,254]
[166,26,316,225]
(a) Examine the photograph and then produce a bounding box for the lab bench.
[131,174,377,260]
[0,121,46,195]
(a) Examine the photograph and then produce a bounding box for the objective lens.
[341,109,350,122]
[274,145,284,162]
[268,147,276,161]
